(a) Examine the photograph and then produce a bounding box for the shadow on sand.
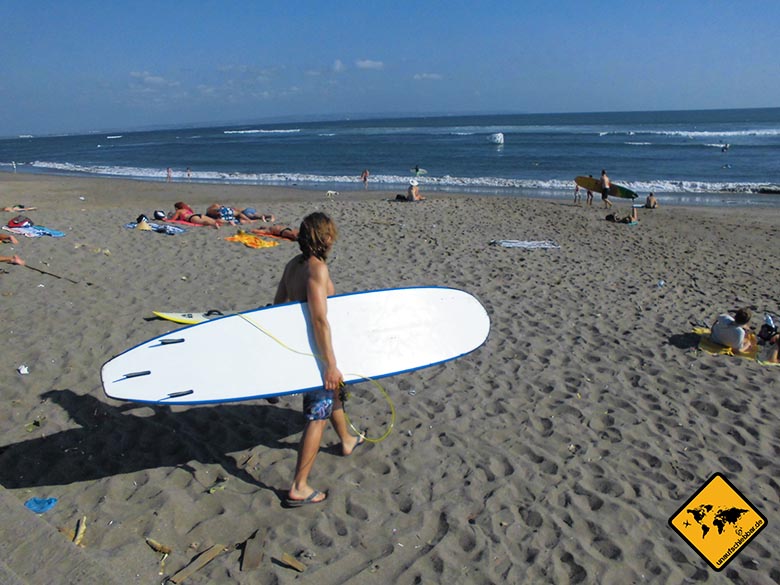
[0,389,303,499]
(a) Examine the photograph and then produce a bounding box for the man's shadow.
[0,389,302,499]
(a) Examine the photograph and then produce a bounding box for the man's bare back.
[274,254,335,304]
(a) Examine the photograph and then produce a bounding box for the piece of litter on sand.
[280,552,306,573]
[240,529,266,571]
[146,537,172,555]
[25,415,46,432]
[489,239,560,249]
[17,365,29,375]
[169,544,226,584]
[73,515,87,546]
[24,497,58,514]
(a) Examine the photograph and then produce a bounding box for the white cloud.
[413,73,443,81]
[356,59,384,70]
[129,71,179,88]
[332,59,346,73]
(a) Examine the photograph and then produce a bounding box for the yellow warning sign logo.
[669,473,767,571]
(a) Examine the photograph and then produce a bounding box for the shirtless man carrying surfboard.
[274,212,364,507]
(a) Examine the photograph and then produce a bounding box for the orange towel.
[225,232,279,249]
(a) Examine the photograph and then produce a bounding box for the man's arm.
[306,259,342,390]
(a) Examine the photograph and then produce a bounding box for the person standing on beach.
[600,169,612,209]
[274,212,364,507]
[166,167,173,183]
[360,169,370,188]
[573,184,581,205]
[586,174,594,206]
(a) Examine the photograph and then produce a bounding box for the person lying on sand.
[0,254,24,265]
[250,225,298,241]
[241,207,275,222]
[206,204,253,225]
[606,208,638,224]
[169,202,220,229]
[710,307,757,353]
[0,234,19,245]
[2,205,36,212]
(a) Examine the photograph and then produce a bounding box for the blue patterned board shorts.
[219,206,236,222]
[303,389,334,421]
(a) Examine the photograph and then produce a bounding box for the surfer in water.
[600,169,613,209]
[274,212,364,507]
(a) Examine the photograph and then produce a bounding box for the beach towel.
[225,231,279,249]
[3,225,66,238]
[692,326,779,365]
[165,219,205,227]
[123,222,186,235]
[489,239,560,249]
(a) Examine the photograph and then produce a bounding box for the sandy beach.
[1,171,779,584]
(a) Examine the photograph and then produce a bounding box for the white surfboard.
[102,287,490,405]
[153,310,227,325]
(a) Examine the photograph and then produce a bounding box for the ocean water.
[1,108,779,206]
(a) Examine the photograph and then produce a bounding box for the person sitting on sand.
[605,208,638,224]
[0,254,24,265]
[710,307,757,353]
[395,179,425,202]
[169,202,220,229]
[249,224,298,241]
[206,204,252,225]
[645,193,659,209]
[763,331,780,363]
[0,234,19,245]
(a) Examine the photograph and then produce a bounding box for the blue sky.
[1,0,778,135]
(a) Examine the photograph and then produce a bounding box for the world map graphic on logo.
[685,504,749,539]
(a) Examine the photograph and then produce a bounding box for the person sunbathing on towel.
[206,203,253,225]
[241,207,275,222]
[2,205,36,212]
[250,225,298,241]
[170,202,220,229]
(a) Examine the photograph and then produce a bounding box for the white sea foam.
[25,160,779,196]
[223,129,301,135]
[603,128,780,138]
[625,142,652,146]
[106,135,123,139]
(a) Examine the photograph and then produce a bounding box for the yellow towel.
[691,327,779,364]
[225,232,279,249]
